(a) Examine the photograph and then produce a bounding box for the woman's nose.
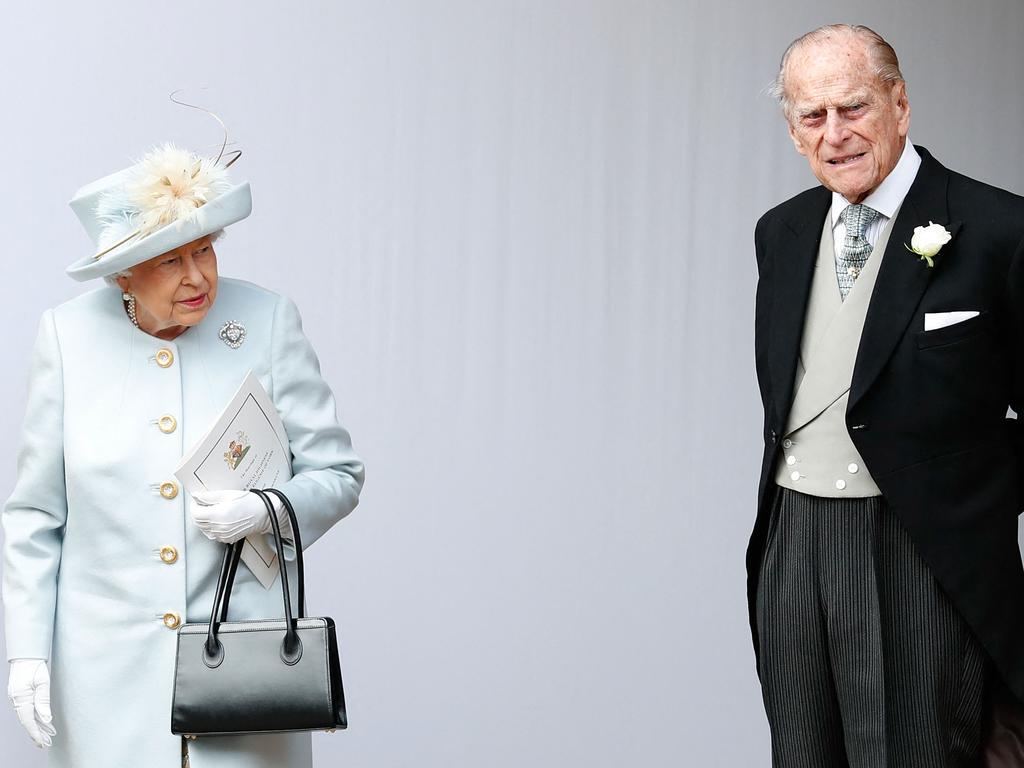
[181,256,204,285]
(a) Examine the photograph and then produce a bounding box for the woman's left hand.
[190,490,275,544]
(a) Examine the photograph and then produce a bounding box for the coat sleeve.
[269,295,364,553]
[2,310,67,661]
[753,213,774,424]
[1007,235,1024,511]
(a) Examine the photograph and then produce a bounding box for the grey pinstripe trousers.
[757,486,989,768]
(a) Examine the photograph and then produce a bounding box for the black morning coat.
[749,146,1024,705]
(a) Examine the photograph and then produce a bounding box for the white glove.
[7,659,55,748]
[190,490,290,544]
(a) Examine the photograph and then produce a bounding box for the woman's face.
[117,236,219,339]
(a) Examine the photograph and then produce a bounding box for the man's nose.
[823,112,849,146]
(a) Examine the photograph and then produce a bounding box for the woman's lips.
[178,294,207,309]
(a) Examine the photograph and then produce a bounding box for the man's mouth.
[827,152,866,166]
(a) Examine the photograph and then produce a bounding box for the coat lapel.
[785,210,899,434]
[796,216,842,372]
[849,147,957,411]
[768,188,831,429]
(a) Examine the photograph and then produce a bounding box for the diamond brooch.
[219,320,246,349]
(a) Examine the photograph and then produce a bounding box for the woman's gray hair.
[103,229,225,288]
[768,24,904,120]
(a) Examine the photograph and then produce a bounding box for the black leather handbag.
[171,488,347,738]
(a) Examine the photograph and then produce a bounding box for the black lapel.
[768,188,831,428]
[848,146,953,411]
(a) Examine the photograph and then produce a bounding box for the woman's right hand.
[7,658,55,748]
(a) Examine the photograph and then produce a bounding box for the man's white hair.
[103,229,225,288]
[768,24,904,120]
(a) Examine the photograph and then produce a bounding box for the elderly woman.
[2,144,364,767]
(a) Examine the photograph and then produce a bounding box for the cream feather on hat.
[65,143,251,282]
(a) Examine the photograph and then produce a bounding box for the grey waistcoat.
[773,209,899,497]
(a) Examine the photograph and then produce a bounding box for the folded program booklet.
[175,370,293,588]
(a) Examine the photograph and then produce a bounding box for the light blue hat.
[66,144,251,282]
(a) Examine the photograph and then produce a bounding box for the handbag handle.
[204,488,304,667]
[212,489,305,623]
[211,540,243,624]
[263,488,305,617]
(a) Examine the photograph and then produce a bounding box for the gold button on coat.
[159,481,179,500]
[157,414,177,434]
[155,348,174,368]
[163,612,181,630]
[160,546,179,564]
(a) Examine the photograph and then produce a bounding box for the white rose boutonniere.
[905,222,952,267]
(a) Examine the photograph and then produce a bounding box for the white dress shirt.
[831,139,921,253]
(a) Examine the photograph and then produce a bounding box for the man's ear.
[788,121,808,157]
[893,81,911,137]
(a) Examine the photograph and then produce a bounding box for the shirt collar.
[831,139,922,228]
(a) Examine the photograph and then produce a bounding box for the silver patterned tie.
[836,204,881,300]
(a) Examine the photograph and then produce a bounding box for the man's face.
[785,37,910,204]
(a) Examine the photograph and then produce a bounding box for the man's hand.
[7,659,55,748]
[190,490,289,544]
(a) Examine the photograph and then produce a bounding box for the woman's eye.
[162,257,179,266]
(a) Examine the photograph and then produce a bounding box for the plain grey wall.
[2,1,1023,765]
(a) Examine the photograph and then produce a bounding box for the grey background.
[2,1,1023,765]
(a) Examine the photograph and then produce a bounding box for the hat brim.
[65,182,252,282]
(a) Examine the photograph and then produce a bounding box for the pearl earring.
[122,292,139,328]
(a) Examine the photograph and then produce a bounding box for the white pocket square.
[924,310,979,331]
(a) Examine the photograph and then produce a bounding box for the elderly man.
[749,24,1024,766]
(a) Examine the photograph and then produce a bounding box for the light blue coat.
[1,278,364,768]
